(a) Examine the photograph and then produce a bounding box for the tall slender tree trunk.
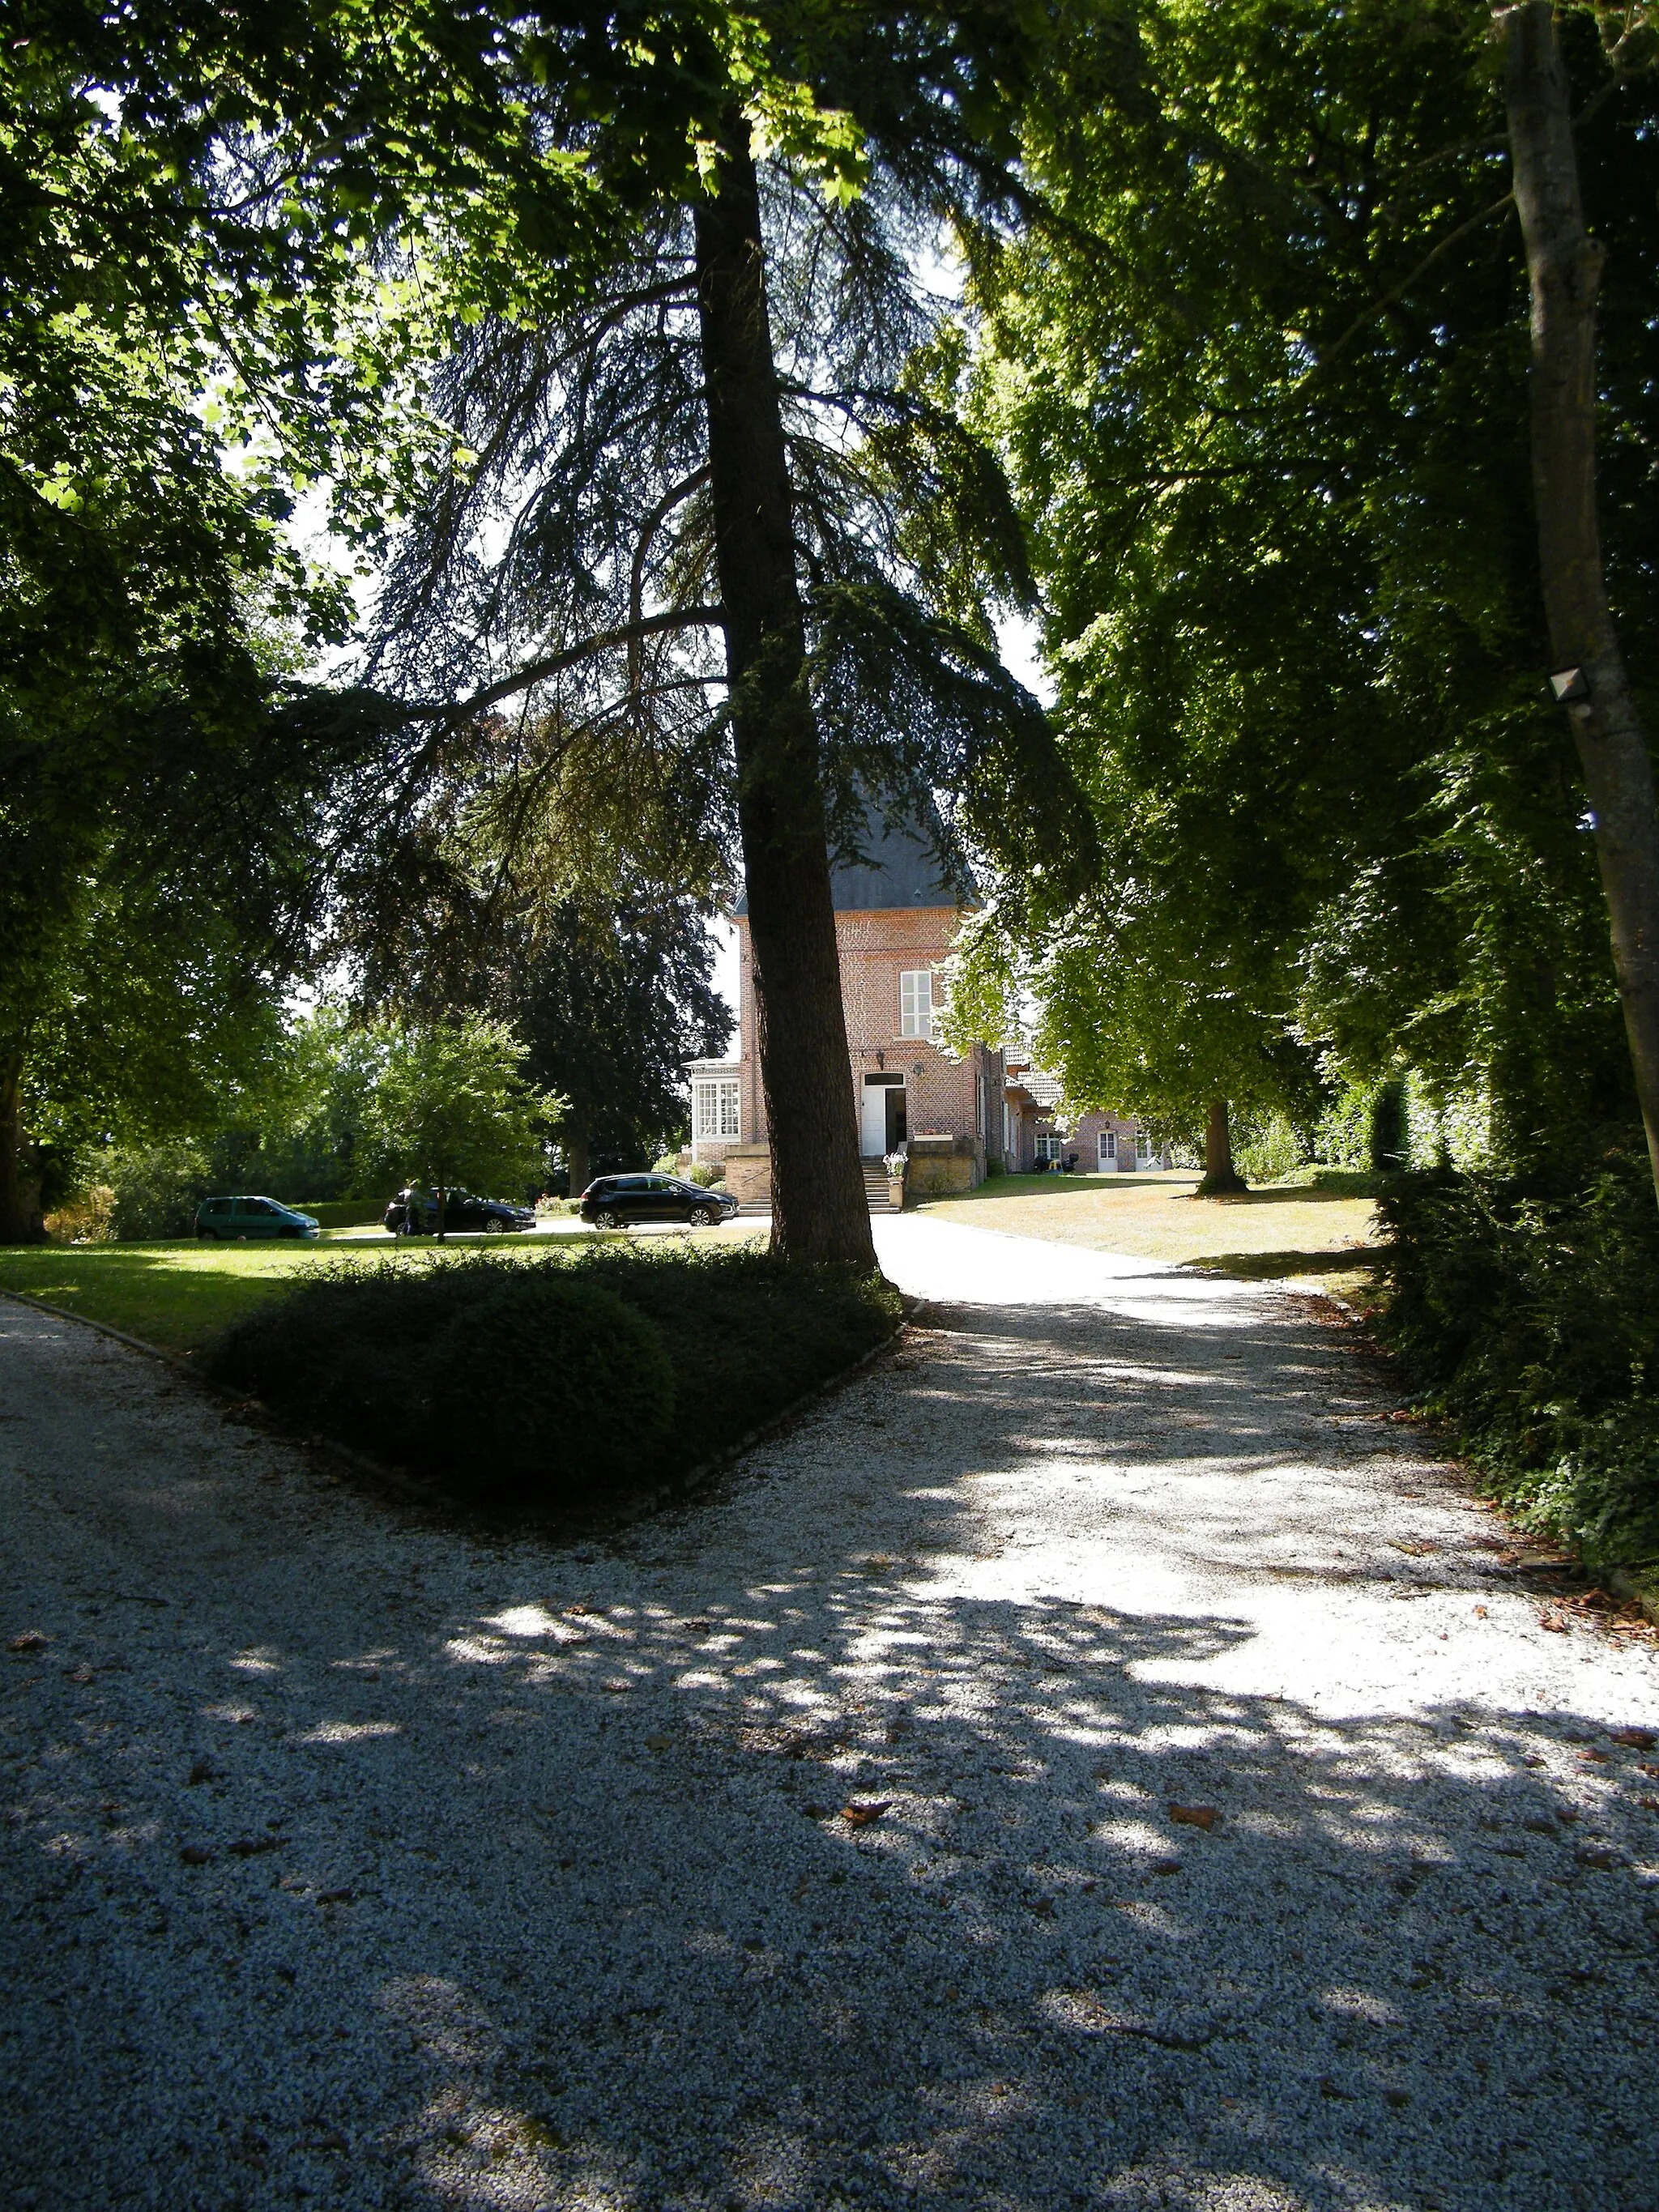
[0,1054,30,1246]
[565,1126,591,1200]
[1196,1097,1246,1196]
[1503,2,1659,1204]
[693,117,876,1269]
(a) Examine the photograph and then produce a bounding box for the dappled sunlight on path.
[3,1221,1657,2211]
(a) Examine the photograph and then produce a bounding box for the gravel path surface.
[3,1216,1657,2212]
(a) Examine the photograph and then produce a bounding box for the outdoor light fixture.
[1549,665,1591,705]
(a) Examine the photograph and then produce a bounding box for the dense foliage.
[207,1243,902,1508]
[948,0,1653,1161]
[1380,1152,1659,1566]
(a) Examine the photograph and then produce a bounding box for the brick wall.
[730,906,1001,1183]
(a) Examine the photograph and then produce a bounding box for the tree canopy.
[945,0,1658,1179]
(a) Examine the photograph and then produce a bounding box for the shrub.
[687,1161,726,1187]
[1368,1080,1410,1175]
[206,1244,902,1512]
[1233,1113,1306,1183]
[1377,1144,1659,1566]
[45,1184,117,1243]
[429,1272,674,1500]
[100,1143,211,1240]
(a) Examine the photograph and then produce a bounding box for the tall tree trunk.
[1503,2,1659,1204]
[0,1054,30,1245]
[1196,1097,1246,1196]
[693,118,876,1271]
[565,1125,591,1200]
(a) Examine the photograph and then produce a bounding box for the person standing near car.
[399,1182,424,1236]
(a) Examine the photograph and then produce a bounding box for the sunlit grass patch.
[915,1170,1379,1273]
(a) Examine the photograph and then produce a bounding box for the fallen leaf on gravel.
[1169,1805,1218,1832]
[1576,1848,1621,1870]
[1578,1750,1610,1764]
[179,1845,213,1866]
[1539,1613,1568,1633]
[1641,1763,1659,1779]
[7,1631,47,1653]
[1637,1797,1659,1812]
[228,1835,280,1857]
[1319,2078,1351,2100]
[186,1758,215,1785]
[1392,1542,1435,1557]
[1385,2090,1411,2109]
[644,1734,673,1753]
[316,1887,356,1905]
[841,1800,890,1827]
[1611,1728,1657,1750]
[1473,1606,1488,1618]
[1151,1858,1183,1876]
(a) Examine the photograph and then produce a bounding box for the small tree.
[365,1018,563,1238]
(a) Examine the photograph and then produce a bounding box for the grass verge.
[916,1170,1379,1273]
[0,1229,697,1354]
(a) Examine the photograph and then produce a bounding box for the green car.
[194,1196,320,1242]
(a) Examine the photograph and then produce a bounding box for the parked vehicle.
[195,1196,320,1242]
[578,1174,741,1229]
[382,1188,536,1235]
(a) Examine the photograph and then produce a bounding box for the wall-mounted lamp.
[1549,666,1591,705]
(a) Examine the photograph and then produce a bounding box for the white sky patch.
[995,610,1056,707]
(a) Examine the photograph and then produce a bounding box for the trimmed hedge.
[205,1244,902,1511]
[1377,1146,1659,1566]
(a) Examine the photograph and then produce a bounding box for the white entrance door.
[861,1078,901,1157]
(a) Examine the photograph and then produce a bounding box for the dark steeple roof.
[732,801,967,916]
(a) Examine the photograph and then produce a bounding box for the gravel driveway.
[3,1215,1657,2212]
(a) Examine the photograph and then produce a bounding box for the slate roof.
[731,801,966,916]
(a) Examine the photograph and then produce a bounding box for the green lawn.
[915,1168,1381,1298]
[0,1234,586,1353]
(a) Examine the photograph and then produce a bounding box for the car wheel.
[483,1216,507,1233]
[689,1204,718,1227]
[596,1207,623,1230]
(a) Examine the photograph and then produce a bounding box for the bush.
[429,1272,675,1498]
[687,1161,726,1187]
[45,1185,117,1243]
[206,1244,902,1511]
[99,1143,211,1240]
[1377,1144,1659,1566]
[1233,1113,1306,1184]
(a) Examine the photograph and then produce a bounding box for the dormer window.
[899,970,937,1040]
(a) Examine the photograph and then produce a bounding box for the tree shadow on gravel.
[6,1291,1657,2212]
[337,1563,1659,2212]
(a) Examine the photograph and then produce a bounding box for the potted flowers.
[883,1149,908,1210]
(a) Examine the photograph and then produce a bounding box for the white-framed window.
[693,1078,740,1140]
[1098,1129,1116,1167]
[1034,1132,1062,1162]
[1136,1128,1154,1164]
[899,969,936,1040]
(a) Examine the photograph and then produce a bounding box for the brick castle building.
[685,814,1161,1206]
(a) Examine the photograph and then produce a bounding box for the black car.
[578,1174,740,1229]
[382,1187,536,1235]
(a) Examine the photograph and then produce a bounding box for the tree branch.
[400,606,724,721]
[1296,190,1516,390]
